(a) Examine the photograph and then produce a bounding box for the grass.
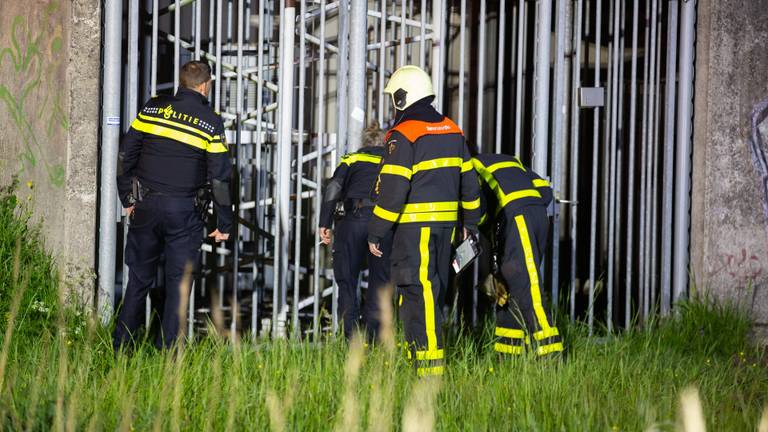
[1,183,767,431]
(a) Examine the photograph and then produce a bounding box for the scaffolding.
[98,0,699,340]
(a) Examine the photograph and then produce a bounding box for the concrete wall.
[0,0,101,303]
[691,0,768,339]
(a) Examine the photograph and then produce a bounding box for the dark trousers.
[391,224,453,377]
[113,195,204,351]
[495,205,563,356]
[332,209,393,341]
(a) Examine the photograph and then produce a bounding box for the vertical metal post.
[649,10,663,314]
[275,0,297,337]
[458,0,467,129]
[337,0,350,155]
[673,0,697,305]
[125,0,139,324]
[231,0,244,342]
[348,0,366,152]
[400,0,407,67]
[419,0,427,69]
[215,0,223,112]
[568,0,582,321]
[638,0,651,321]
[98,0,123,323]
[660,1,679,316]
[605,0,620,332]
[313,0,327,341]
[587,0,601,335]
[531,0,552,175]
[550,0,566,313]
[514,0,526,157]
[252,0,265,338]
[625,0,639,329]
[432,0,446,110]
[495,0,507,154]
[195,0,202,59]
[151,0,158,97]
[378,0,387,127]
[476,0,486,151]
[292,0,307,339]
[174,0,180,91]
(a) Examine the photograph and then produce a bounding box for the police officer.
[114,61,232,351]
[472,152,564,357]
[368,66,482,377]
[320,123,392,342]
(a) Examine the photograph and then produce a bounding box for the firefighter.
[368,65,482,377]
[114,60,232,351]
[472,152,564,357]
[319,123,393,342]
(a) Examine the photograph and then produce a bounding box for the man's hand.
[369,242,383,258]
[125,206,135,218]
[320,227,332,245]
[208,229,230,242]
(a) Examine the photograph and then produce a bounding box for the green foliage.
[0,182,766,431]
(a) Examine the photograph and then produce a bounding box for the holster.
[195,185,213,222]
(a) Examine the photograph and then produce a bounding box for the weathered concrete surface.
[691,0,768,338]
[0,0,100,303]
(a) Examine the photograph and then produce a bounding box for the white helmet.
[384,65,435,111]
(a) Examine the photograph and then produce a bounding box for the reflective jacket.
[367,99,482,243]
[117,87,233,233]
[472,153,552,224]
[319,146,385,228]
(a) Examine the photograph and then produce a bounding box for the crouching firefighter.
[472,152,564,358]
[368,66,482,376]
[320,123,393,342]
[114,60,233,351]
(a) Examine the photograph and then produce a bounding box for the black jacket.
[319,146,385,228]
[472,152,552,225]
[117,87,233,233]
[367,98,482,244]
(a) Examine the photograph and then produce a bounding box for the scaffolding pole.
[348,0,367,152]
[531,0,552,175]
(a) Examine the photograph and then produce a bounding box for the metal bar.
[458,0,467,129]
[660,1,679,315]
[494,0,507,154]
[614,0,627,329]
[673,0,697,305]
[215,0,223,112]
[348,0,366,152]
[231,0,245,342]
[293,0,308,339]
[476,0,486,151]
[125,0,139,324]
[378,0,387,127]
[550,0,566,314]
[252,0,265,338]
[337,0,350,156]
[531,0,552,174]
[514,0,525,157]
[400,0,407,66]
[638,0,650,322]
[644,0,660,320]
[152,0,158,96]
[313,0,327,341]
[419,0,427,68]
[606,0,621,333]
[97,0,123,323]
[649,7,663,316]
[624,0,639,329]
[587,0,602,336]
[174,0,180,91]
[195,0,202,59]
[568,0,583,321]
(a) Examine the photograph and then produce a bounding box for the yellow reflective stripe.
[399,295,403,306]
[137,112,214,141]
[207,139,228,153]
[417,366,444,377]
[398,212,458,223]
[487,160,525,173]
[132,118,208,151]
[536,342,564,356]
[373,205,400,222]
[419,227,438,352]
[533,178,551,188]
[412,157,463,174]
[340,153,383,166]
[402,201,458,213]
[495,327,525,339]
[479,213,488,225]
[461,160,473,173]
[461,198,480,210]
[515,214,553,333]
[494,342,523,355]
[499,189,542,208]
[415,349,444,361]
[380,164,413,180]
[533,327,560,341]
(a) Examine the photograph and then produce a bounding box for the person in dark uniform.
[114,61,232,351]
[472,152,564,357]
[319,123,392,342]
[368,65,482,377]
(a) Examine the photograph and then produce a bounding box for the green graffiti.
[0,1,68,188]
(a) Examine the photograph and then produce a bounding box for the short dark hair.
[362,122,385,147]
[180,61,212,89]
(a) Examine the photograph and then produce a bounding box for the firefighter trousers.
[495,205,563,357]
[332,208,393,341]
[113,195,203,351]
[391,224,453,376]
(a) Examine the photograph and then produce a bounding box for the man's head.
[180,61,213,97]
[383,65,435,111]
[362,122,385,147]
